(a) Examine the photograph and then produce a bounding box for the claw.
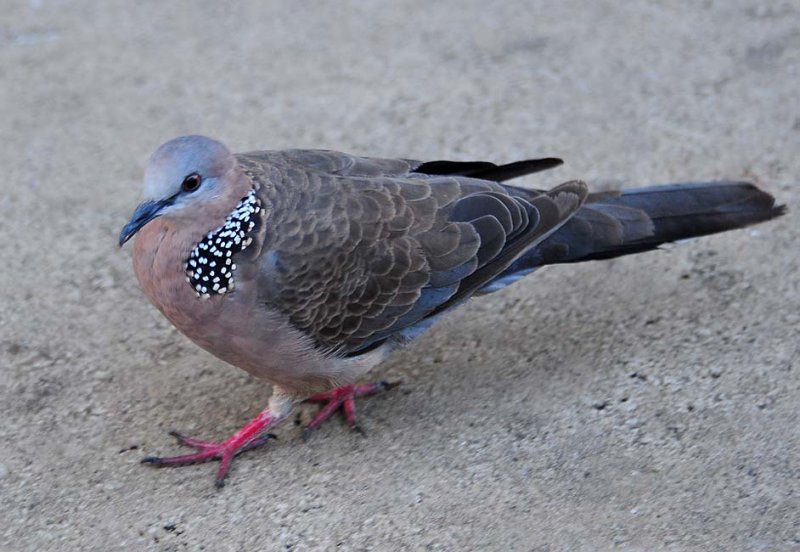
[303,381,398,439]
[381,380,402,391]
[140,406,279,487]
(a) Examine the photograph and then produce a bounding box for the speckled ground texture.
[1,1,798,551]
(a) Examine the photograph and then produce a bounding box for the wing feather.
[237,149,581,354]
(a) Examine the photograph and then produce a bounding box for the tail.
[485,181,785,289]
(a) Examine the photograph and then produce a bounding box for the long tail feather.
[483,181,785,292]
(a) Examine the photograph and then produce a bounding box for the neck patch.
[186,189,261,297]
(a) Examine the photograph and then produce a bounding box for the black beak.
[119,199,172,246]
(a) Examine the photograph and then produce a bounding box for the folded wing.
[237,150,583,354]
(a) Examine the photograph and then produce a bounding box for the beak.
[118,199,172,246]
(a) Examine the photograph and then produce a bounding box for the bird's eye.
[181,173,202,193]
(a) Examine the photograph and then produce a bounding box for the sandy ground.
[1,1,798,550]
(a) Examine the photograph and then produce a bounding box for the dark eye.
[181,173,202,193]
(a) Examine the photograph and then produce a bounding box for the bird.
[119,135,785,487]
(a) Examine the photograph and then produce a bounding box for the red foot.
[303,381,398,440]
[142,408,276,488]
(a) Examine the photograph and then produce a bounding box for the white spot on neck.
[185,189,260,297]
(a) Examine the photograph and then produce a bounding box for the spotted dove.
[119,135,785,487]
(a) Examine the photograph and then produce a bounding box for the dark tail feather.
[501,181,785,276]
[415,157,564,181]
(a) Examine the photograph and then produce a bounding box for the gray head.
[119,135,235,246]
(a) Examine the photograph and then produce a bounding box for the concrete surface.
[1,1,798,550]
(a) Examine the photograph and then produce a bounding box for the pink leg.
[303,381,398,440]
[142,407,278,488]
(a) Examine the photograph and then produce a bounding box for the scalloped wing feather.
[236,150,577,354]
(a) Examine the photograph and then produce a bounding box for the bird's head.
[119,135,238,246]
